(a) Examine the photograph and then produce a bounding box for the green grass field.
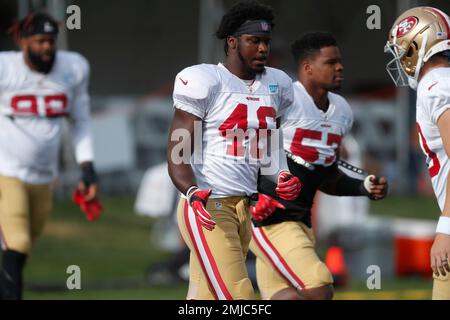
[19,194,438,300]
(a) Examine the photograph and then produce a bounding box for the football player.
[385,6,450,300]
[167,0,301,300]
[249,32,388,300]
[0,13,98,299]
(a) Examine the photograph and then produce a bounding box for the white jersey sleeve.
[426,80,450,125]
[172,64,220,119]
[275,69,294,117]
[334,94,354,135]
[67,53,94,164]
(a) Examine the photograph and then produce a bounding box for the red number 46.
[218,104,276,159]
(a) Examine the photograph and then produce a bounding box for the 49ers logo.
[396,16,418,37]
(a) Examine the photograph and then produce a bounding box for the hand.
[431,233,450,277]
[188,188,216,231]
[275,171,301,201]
[77,181,98,202]
[363,175,388,200]
[250,194,285,221]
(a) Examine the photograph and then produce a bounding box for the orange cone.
[325,246,348,287]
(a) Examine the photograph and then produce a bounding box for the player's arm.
[167,108,198,195]
[168,66,218,230]
[319,165,388,200]
[69,56,98,202]
[433,109,450,276]
[167,108,215,231]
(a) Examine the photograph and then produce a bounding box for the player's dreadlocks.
[216,0,275,55]
[291,32,338,65]
[8,12,59,43]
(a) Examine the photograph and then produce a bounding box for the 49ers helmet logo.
[396,16,418,37]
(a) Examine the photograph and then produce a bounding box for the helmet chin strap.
[408,32,428,89]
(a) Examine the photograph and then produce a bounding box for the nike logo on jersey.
[179,78,188,85]
[428,81,438,91]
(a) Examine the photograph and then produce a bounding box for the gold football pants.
[250,221,333,299]
[0,176,52,254]
[432,259,450,300]
[177,196,254,300]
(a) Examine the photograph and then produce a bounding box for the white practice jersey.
[173,63,293,198]
[416,67,450,211]
[282,81,353,166]
[0,51,94,184]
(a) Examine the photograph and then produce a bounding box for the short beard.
[326,83,342,92]
[237,42,264,78]
[27,48,55,74]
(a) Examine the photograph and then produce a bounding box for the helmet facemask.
[384,39,410,87]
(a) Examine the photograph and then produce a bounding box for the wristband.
[436,216,450,235]
[186,185,199,202]
[81,162,97,187]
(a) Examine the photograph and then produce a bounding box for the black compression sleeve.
[80,161,97,187]
[319,168,368,196]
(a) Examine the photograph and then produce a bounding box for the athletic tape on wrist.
[436,216,450,235]
[364,175,375,193]
[186,185,199,203]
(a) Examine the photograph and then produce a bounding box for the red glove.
[250,194,285,221]
[188,188,216,231]
[275,171,301,200]
[72,190,103,221]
